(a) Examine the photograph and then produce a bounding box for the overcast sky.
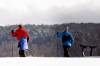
[0,0,100,26]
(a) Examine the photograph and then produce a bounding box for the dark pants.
[19,50,25,57]
[19,50,29,57]
[63,45,70,57]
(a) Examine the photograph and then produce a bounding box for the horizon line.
[0,22,100,27]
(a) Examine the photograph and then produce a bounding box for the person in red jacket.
[11,25,30,57]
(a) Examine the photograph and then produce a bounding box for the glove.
[11,30,14,33]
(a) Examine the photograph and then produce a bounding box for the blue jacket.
[57,31,74,47]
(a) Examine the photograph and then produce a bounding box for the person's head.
[64,26,69,32]
[18,24,23,29]
[64,29,66,32]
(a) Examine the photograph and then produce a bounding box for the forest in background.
[0,23,100,57]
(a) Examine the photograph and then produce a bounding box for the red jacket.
[11,28,29,41]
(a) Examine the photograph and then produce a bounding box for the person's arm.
[25,30,30,42]
[27,37,29,42]
[11,30,17,37]
[70,35,74,45]
[66,32,74,45]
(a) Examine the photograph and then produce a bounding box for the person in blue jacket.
[57,28,74,57]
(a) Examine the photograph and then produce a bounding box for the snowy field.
[0,57,100,66]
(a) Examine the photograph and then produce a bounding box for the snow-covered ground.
[0,57,100,66]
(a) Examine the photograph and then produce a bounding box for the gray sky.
[0,0,100,26]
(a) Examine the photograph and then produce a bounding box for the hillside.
[0,23,100,57]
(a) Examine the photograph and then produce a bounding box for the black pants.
[63,45,70,57]
[19,50,30,57]
[19,50,26,57]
